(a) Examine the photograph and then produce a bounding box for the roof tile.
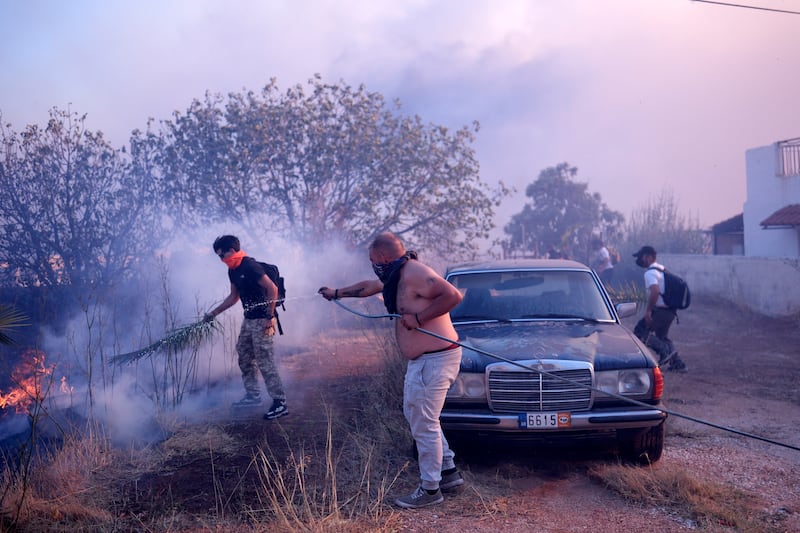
[760,204,800,227]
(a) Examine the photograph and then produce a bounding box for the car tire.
[618,421,665,465]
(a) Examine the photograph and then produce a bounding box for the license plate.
[518,412,572,429]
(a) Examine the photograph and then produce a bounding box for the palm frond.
[0,304,30,346]
[111,319,221,366]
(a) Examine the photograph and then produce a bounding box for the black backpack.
[258,261,287,334]
[648,266,691,310]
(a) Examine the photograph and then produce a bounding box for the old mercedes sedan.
[442,259,666,463]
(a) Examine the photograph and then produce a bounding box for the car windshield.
[448,269,615,322]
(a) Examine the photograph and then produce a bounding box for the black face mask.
[372,255,410,283]
[635,257,646,268]
[372,251,419,283]
[376,251,418,314]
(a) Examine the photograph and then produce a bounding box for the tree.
[623,188,710,255]
[0,108,165,292]
[504,163,624,261]
[158,76,507,257]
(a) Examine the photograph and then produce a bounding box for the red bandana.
[223,250,247,270]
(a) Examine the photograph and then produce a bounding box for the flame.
[60,375,74,395]
[0,348,55,414]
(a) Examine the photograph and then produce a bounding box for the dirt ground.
[128,296,800,532]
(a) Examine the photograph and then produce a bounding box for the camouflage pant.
[236,318,285,400]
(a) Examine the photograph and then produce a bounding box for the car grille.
[487,365,593,412]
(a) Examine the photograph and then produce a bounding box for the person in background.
[631,245,688,373]
[547,245,566,259]
[589,236,614,287]
[318,232,465,509]
[204,235,289,419]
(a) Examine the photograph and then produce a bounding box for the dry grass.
[605,280,645,306]
[249,411,405,533]
[160,424,240,459]
[242,330,411,532]
[0,291,419,531]
[590,461,776,530]
[4,314,794,531]
[1,426,114,529]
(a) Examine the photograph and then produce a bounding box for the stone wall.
[661,254,800,317]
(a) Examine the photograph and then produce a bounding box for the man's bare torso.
[393,260,460,360]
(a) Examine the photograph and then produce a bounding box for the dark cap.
[632,245,656,258]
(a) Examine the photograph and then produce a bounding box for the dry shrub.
[1,427,114,528]
[243,324,413,532]
[250,408,404,533]
[605,280,645,307]
[590,461,772,530]
[161,423,239,459]
[357,327,410,448]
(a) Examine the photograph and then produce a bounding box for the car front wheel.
[618,421,665,464]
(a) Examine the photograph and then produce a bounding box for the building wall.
[743,143,800,257]
[714,233,743,255]
[662,253,800,317]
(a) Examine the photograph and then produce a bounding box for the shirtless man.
[318,232,464,509]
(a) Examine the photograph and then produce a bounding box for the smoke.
[0,219,391,447]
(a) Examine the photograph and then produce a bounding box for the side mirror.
[615,302,637,319]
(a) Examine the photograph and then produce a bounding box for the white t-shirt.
[644,261,666,308]
[591,246,612,272]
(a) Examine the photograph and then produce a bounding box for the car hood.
[453,321,653,372]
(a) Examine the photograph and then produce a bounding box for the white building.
[743,137,800,258]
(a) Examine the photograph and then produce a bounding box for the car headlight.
[447,372,486,400]
[595,369,652,397]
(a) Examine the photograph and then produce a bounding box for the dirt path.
[386,297,800,532]
[132,297,800,532]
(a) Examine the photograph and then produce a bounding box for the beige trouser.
[403,346,462,491]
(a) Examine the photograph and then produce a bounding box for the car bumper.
[440,404,667,433]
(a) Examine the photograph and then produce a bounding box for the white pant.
[403,346,462,490]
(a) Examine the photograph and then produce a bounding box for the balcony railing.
[777,137,800,177]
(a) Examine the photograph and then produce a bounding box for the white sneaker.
[263,399,289,420]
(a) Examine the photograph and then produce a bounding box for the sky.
[2,0,800,233]
[3,0,800,442]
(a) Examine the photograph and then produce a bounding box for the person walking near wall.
[632,245,688,373]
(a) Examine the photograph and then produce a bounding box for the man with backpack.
[632,245,688,373]
[204,235,289,419]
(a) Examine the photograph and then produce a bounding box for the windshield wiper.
[452,315,512,323]
[519,313,602,323]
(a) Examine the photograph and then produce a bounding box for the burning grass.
[0,349,56,414]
